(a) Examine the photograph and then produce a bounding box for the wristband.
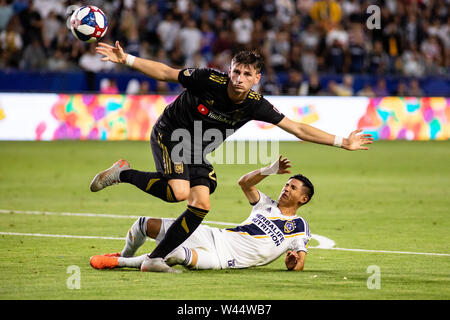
[260,163,279,176]
[333,135,343,148]
[125,54,136,67]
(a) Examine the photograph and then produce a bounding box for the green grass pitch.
[0,140,449,300]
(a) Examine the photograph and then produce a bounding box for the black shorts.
[150,127,217,194]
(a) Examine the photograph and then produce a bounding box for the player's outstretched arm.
[96,41,181,82]
[238,155,291,204]
[276,117,374,151]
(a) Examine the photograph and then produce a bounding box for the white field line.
[2,209,449,257]
[0,232,128,241]
[315,247,450,257]
[1,231,449,256]
[0,208,331,248]
[0,209,237,226]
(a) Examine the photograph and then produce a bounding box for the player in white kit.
[90,155,313,272]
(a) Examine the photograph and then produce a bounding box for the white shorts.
[156,218,226,270]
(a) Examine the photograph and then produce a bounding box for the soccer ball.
[70,5,108,43]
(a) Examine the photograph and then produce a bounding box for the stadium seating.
[0,0,447,95]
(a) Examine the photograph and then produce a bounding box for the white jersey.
[212,191,311,269]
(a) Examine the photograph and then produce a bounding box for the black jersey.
[154,68,285,154]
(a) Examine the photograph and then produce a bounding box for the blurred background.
[0,0,448,95]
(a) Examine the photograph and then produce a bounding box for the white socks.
[120,217,149,258]
[118,217,194,269]
[118,254,147,268]
[117,248,191,269]
[165,247,192,267]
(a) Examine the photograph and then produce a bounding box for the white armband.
[333,135,343,148]
[260,162,279,176]
[125,54,136,67]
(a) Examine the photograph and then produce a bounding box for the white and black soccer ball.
[70,5,108,43]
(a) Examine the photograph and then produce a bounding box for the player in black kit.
[92,41,373,273]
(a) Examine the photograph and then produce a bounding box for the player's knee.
[168,180,190,201]
[171,187,190,201]
[146,218,162,239]
[187,185,211,211]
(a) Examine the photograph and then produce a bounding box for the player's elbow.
[238,176,249,190]
[238,178,254,194]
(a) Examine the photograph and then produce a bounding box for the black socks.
[120,169,210,260]
[149,205,209,259]
[120,169,177,202]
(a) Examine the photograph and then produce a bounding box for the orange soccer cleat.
[103,252,121,257]
[90,255,120,269]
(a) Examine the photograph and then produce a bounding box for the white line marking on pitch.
[0,231,449,256]
[315,247,450,256]
[0,232,127,241]
[2,209,449,256]
[0,208,333,248]
[0,209,237,226]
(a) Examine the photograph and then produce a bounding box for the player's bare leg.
[168,179,190,202]
[186,185,211,211]
[146,217,162,238]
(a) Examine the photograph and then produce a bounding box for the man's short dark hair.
[290,174,314,204]
[231,51,264,73]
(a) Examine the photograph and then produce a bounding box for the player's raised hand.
[276,155,292,175]
[260,155,291,176]
[343,129,374,151]
[96,41,127,64]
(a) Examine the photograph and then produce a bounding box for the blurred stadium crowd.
[0,0,448,95]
